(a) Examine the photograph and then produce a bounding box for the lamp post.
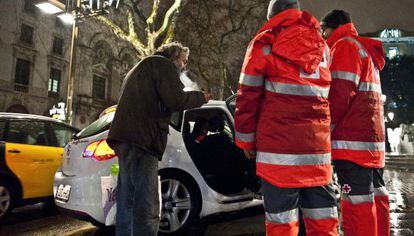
[36,0,120,125]
[65,0,80,125]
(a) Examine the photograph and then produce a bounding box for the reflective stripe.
[265,208,299,224]
[342,193,374,204]
[262,45,271,56]
[239,73,264,87]
[331,71,360,86]
[374,187,388,196]
[257,152,331,166]
[332,140,385,151]
[344,37,368,58]
[302,207,338,220]
[265,81,329,98]
[235,131,255,143]
[359,82,382,93]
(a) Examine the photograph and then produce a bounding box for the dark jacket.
[107,55,205,159]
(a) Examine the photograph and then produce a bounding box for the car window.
[0,120,6,141]
[77,112,115,139]
[49,123,77,147]
[7,120,49,146]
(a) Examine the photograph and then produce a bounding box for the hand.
[244,149,256,159]
[203,91,212,102]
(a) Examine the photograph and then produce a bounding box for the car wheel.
[158,171,201,235]
[0,181,14,223]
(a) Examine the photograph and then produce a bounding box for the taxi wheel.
[158,171,202,236]
[0,181,14,222]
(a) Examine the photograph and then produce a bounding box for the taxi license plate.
[56,184,71,202]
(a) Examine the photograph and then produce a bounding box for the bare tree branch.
[154,0,182,39]
[96,15,146,56]
[146,0,160,32]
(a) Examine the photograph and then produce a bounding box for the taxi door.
[4,120,62,199]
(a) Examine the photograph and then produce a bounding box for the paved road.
[1,166,413,236]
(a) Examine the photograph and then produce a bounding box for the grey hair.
[154,42,190,61]
[267,0,300,20]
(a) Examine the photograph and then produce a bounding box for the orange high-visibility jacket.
[327,23,386,168]
[234,9,332,188]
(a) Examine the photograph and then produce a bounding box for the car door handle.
[8,149,21,154]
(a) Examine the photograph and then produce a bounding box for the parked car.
[0,113,79,222]
[54,95,262,235]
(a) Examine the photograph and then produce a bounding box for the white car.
[54,95,262,235]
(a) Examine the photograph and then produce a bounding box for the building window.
[52,37,64,55]
[92,75,106,100]
[20,24,34,45]
[14,58,31,92]
[24,0,35,12]
[388,47,399,59]
[48,68,61,95]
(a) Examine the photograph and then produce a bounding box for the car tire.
[0,181,15,223]
[158,171,202,236]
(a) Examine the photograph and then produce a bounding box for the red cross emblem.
[342,184,352,194]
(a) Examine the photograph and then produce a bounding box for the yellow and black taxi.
[0,113,79,221]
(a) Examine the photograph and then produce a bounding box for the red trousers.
[334,160,390,236]
[262,180,339,236]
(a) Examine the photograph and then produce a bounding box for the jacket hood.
[258,9,325,74]
[327,23,385,70]
[358,37,385,70]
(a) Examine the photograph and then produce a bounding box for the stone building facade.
[0,0,137,129]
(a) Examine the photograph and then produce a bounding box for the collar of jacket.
[258,9,321,34]
[326,23,358,48]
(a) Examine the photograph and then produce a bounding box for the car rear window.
[77,112,115,139]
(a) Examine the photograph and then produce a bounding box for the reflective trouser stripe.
[265,81,329,98]
[331,71,360,86]
[235,131,255,143]
[301,207,338,220]
[257,152,331,166]
[342,193,374,204]
[332,140,385,151]
[239,73,264,87]
[374,187,388,196]
[359,82,382,93]
[265,208,299,224]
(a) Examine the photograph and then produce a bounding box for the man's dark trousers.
[115,143,159,236]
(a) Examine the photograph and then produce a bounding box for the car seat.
[200,116,245,194]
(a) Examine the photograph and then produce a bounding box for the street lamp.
[35,0,65,14]
[57,12,75,24]
[36,0,120,125]
[388,112,395,122]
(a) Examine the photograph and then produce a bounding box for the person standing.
[107,42,210,236]
[234,0,338,235]
[321,10,389,236]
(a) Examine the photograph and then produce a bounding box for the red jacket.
[234,9,332,188]
[327,23,386,168]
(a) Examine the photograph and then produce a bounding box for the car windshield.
[77,112,115,139]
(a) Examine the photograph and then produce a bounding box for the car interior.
[182,108,260,195]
